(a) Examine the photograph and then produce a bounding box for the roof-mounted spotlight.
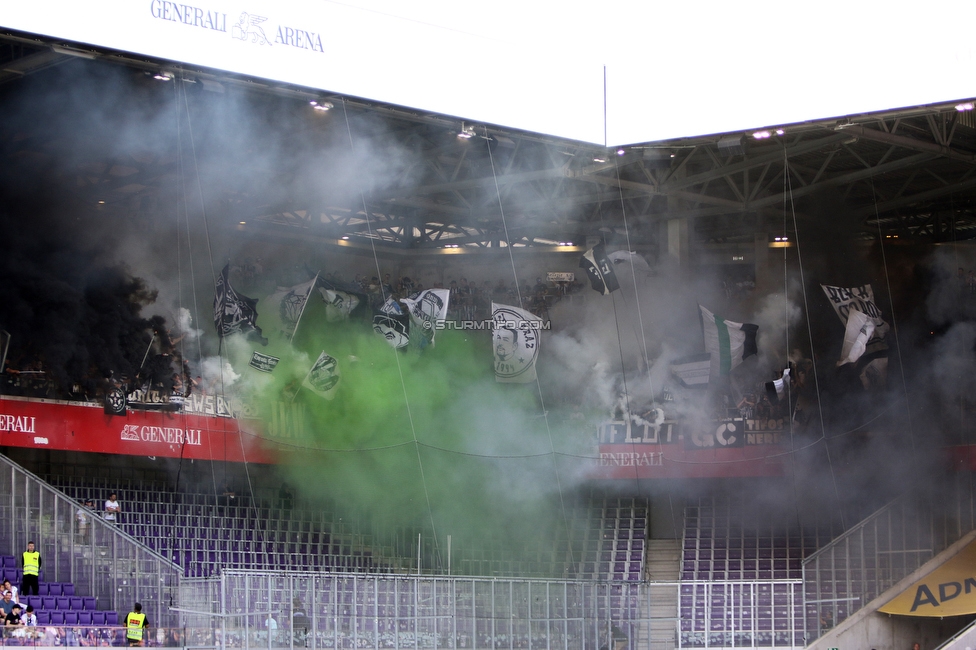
[340,235,350,240]
[775,129,785,135]
[153,71,174,81]
[753,130,771,139]
[310,99,333,111]
[457,123,476,139]
[616,148,626,156]
[956,102,975,112]
[593,156,607,163]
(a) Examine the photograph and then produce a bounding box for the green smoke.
[231,293,593,574]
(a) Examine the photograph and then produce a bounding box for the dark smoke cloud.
[2,54,974,548]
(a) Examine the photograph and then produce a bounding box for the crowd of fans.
[322,270,586,322]
[2,322,195,407]
[1,266,586,405]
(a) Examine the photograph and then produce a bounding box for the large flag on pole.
[373,298,410,349]
[318,288,361,322]
[821,284,889,354]
[400,289,449,349]
[303,351,341,400]
[491,303,541,383]
[214,264,267,345]
[699,305,758,377]
[579,243,620,295]
[265,276,318,340]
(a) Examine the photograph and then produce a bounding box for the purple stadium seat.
[56,597,70,609]
[64,611,78,625]
[26,596,41,610]
[41,597,56,610]
[69,597,83,610]
[0,556,14,569]
[78,611,93,625]
[50,611,64,625]
[62,584,74,596]
[83,597,96,610]
[37,611,50,625]
[91,612,106,625]
[37,584,49,596]
[106,612,118,625]
[47,583,63,597]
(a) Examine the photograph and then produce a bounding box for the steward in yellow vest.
[20,542,40,597]
[126,603,148,647]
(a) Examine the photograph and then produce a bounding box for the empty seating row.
[22,595,94,611]
[53,476,648,582]
[35,611,118,626]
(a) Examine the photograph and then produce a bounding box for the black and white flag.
[821,283,889,354]
[266,276,317,339]
[214,264,267,345]
[837,308,875,366]
[373,298,410,349]
[579,243,620,295]
[248,352,280,373]
[400,289,449,349]
[491,303,541,384]
[104,386,127,416]
[764,368,791,404]
[318,288,361,322]
[303,351,340,400]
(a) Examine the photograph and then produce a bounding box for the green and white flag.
[303,351,341,400]
[699,305,758,377]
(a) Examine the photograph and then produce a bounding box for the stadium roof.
[2,2,976,252]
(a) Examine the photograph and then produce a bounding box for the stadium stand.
[35,459,649,582]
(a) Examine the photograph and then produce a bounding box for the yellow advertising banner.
[879,539,976,617]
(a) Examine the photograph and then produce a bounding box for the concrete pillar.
[663,218,689,268]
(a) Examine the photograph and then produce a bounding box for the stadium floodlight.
[310,99,333,111]
[457,123,476,139]
[956,102,975,112]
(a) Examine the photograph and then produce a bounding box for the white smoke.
[177,307,204,343]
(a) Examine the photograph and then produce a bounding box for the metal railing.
[0,625,191,646]
[181,570,648,650]
[0,453,182,627]
[801,482,976,644]
[677,580,803,649]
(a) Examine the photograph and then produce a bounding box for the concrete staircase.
[639,538,680,650]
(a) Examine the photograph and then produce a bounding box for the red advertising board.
[0,396,277,464]
[592,444,787,479]
[588,417,788,479]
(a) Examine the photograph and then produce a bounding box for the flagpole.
[290,363,315,404]
[137,333,156,375]
[289,272,320,343]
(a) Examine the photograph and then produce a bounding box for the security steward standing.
[20,542,40,597]
[126,603,148,647]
